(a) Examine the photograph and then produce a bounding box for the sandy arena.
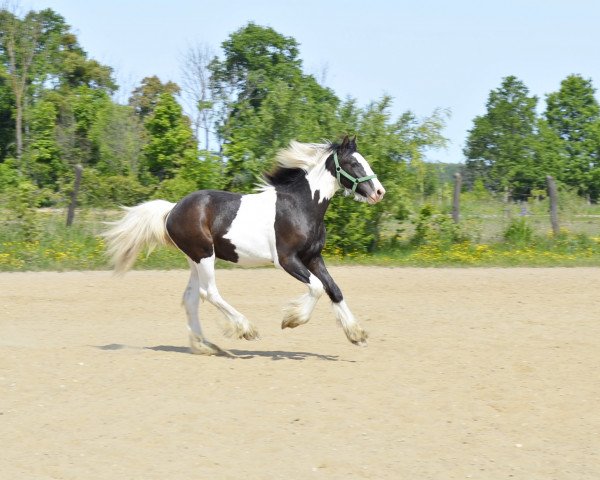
[1,267,600,479]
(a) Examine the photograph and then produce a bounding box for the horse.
[103,135,386,355]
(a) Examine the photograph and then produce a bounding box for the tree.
[0,6,115,167]
[181,43,216,150]
[464,76,540,198]
[325,97,448,254]
[209,22,340,191]
[544,74,600,200]
[24,99,62,187]
[0,6,46,162]
[129,75,180,119]
[0,68,14,161]
[141,92,197,182]
[89,102,145,176]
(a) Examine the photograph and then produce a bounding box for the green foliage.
[465,76,540,198]
[410,204,466,246]
[89,102,144,176]
[210,22,341,192]
[3,180,41,242]
[544,74,600,200]
[153,151,226,201]
[141,92,197,182]
[0,74,14,161]
[80,169,151,207]
[503,218,534,245]
[323,197,376,255]
[129,75,180,118]
[0,158,20,190]
[3,8,600,266]
[24,99,64,187]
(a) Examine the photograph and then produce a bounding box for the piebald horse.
[104,136,385,354]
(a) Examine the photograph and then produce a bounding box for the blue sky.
[26,0,600,163]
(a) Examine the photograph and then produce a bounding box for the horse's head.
[330,136,386,204]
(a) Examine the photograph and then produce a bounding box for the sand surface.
[1,267,600,479]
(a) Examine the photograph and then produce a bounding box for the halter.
[333,152,377,193]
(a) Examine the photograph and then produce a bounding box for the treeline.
[0,7,448,253]
[2,6,599,256]
[465,75,600,202]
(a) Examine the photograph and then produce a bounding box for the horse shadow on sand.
[95,343,346,361]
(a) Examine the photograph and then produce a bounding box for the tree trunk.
[66,164,83,227]
[15,92,23,165]
[452,172,462,224]
[546,175,560,236]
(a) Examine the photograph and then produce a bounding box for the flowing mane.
[264,141,333,186]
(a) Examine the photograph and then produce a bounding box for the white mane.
[274,141,331,171]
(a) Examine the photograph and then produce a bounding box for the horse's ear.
[340,135,350,150]
[349,135,357,151]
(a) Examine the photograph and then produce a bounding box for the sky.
[24,0,600,163]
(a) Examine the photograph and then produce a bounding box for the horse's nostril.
[377,189,385,196]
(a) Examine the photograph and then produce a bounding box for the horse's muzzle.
[368,187,386,204]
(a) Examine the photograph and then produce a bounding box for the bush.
[410,204,467,246]
[503,217,534,245]
[81,170,152,207]
[2,180,42,242]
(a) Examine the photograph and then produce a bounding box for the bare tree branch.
[180,42,217,151]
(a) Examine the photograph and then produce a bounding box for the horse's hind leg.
[183,259,225,355]
[195,254,259,340]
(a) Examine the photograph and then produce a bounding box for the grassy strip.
[3,236,600,271]
[2,208,600,271]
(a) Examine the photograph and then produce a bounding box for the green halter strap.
[333,152,377,193]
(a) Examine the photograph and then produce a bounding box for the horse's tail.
[102,199,176,274]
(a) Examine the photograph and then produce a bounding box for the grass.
[1,204,600,272]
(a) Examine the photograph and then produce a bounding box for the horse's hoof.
[344,325,369,346]
[281,313,309,329]
[241,324,260,341]
[189,335,229,356]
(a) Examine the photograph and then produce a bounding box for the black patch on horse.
[166,190,242,263]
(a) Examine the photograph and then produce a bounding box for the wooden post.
[546,175,560,236]
[66,164,83,227]
[452,172,462,224]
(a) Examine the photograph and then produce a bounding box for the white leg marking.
[332,300,368,346]
[183,260,202,337]
[195,254,259,340]
[282,274,324,329]
[183,259,224,355]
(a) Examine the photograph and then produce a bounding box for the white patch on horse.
[223,188,279,266]
[352,152,386,201]
[306,160,338,203]
[332,300,368,346]
[282,273,324,329]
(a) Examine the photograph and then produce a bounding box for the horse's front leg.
[306,255,368,346]
[278,254,324,329]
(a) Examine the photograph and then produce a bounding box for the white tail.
[102,200,176,274]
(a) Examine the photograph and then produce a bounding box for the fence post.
[66,164,83,227]
[546,175,560,236]
[452,172,462,224]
